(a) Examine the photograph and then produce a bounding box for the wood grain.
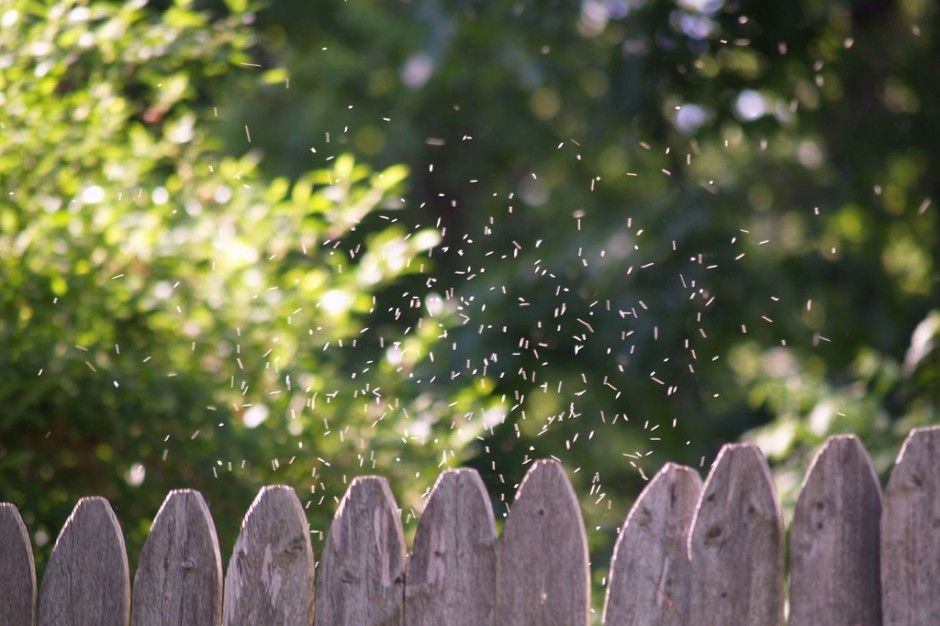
[132,489,223,626]
[38,496,130,626]
[0,503,36,626]
[881,425,940,626]
[688,444,784,626]
[495,459,589,626]
[222,486,314,626]
[789,435,882,625]
[316,476,406,626]
[405,468,497,625]
[603,463,701,626]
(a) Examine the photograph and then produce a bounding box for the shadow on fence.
[2,425,939,625]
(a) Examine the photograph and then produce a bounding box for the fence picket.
[405,468,497,625]
[38,496,130,626]
[789,435,882,625]
[495,459,589,626]
[603,463,701,626]
[688,443,784,625]
[881,425,940,625]
[0,503,36,626]
[132,489,223,626]
[222,486,314,626]
[316,476,406,626]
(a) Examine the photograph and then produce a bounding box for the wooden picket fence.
[2,425,939,625]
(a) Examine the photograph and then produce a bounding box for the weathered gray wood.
[316,476,406,626]
[223,486,314,626]
[603,463,702,626]
[405,468,497,625]
[38,496,130,626]
[0,503,36,626]
[882,425,940,625]
[688,444,784,625]
[495,459,589,626]
[132,489,223,626]
[789,435,882,625]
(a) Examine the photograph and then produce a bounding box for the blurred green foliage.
[0,0,499,569]
[1,0,938,609]
[221,0,939,588]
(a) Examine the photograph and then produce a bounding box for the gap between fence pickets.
[1,425,939,625]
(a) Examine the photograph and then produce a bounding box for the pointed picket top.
[789,435,882,625]
[882,425,940,625]
[133,489,223,626]
[0,503,36,626]
[316,476,406,626]
[603,463,701,626]
[405,468,497,625]
[496,459,589,626]
[688,444,784,626]
[223,486,314,626]
[39,496,130,626]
